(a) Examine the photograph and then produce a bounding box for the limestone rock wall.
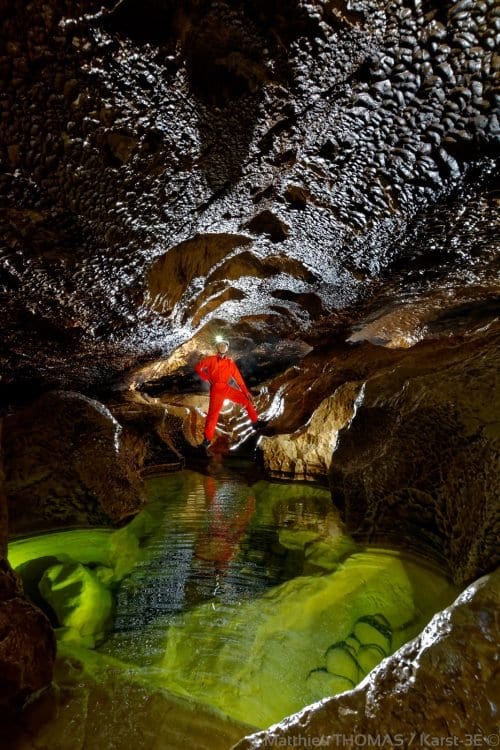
[235,567,500,749]
[258,328,499,584]
[0,0,498,396]
[0,560,56,708]
[0,423,7,557]
[3,390,146,534]
[109,391,200,473]
[0,424,56,708]
[260,381,363,479]
[329,333,500,585]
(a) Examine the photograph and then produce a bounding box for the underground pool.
[7,464,459,748]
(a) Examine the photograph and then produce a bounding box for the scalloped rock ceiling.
[0,0,498,397]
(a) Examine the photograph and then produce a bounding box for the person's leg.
[225,386,258,422]
[204,388,226,440]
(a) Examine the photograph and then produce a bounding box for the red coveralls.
[195,354,258,440]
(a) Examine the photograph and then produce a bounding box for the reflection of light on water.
[8,471,459,735]
[159,544,458,728]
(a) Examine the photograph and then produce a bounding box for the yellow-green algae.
[3,643,255,750]
[8,470,459,733]
[9,528,114,571]
[39,561,113,648]
[159,548,457,727]
[9,520,154,647]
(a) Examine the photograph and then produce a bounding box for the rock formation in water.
[0,0,498,727]
[2,649,251,750]
[258,330,499,585]
[234,568,500,749]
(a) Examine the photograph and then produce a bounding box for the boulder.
[0,560,56,707]
[109,391,194,473]
[4,391,146,534]
[0,420,56,708]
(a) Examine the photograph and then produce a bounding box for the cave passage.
[8,467,459,740]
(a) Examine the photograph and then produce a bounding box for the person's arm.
[230,361,252,398]
[195,357,212,382]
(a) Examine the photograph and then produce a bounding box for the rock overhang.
[0,0,498,400]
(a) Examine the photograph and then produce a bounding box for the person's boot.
[200,438,211,451]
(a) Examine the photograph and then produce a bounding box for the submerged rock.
[1,647,253,750]
[39,561,113,649]
[160,549,456,728]
[235,568,500,748]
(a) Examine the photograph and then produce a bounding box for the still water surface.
[101,465,339,661]
[9,465,459,737]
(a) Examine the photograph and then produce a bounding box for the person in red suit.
[195,339,258,449]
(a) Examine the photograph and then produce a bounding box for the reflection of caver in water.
[195,339,258,450]
[195,475,256,587]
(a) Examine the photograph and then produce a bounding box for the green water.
[9,467,459,734]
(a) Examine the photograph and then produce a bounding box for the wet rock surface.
[234,567,500,750]
[3,390,146,534]
[260,381,363,479]
[0,0,498,729]
[0,0,498,397]
[1,648,252,750]
[258,326,500,584]
[0,561,56,708]
[1,422,55,709]
[108,391,196,473]
[328,334,500,585]
[0,427,7,556]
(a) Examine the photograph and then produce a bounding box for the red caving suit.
[195,354,258,440]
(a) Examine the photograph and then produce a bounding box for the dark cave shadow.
[99,0,325,191]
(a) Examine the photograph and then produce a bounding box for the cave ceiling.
[0,0,498,402]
